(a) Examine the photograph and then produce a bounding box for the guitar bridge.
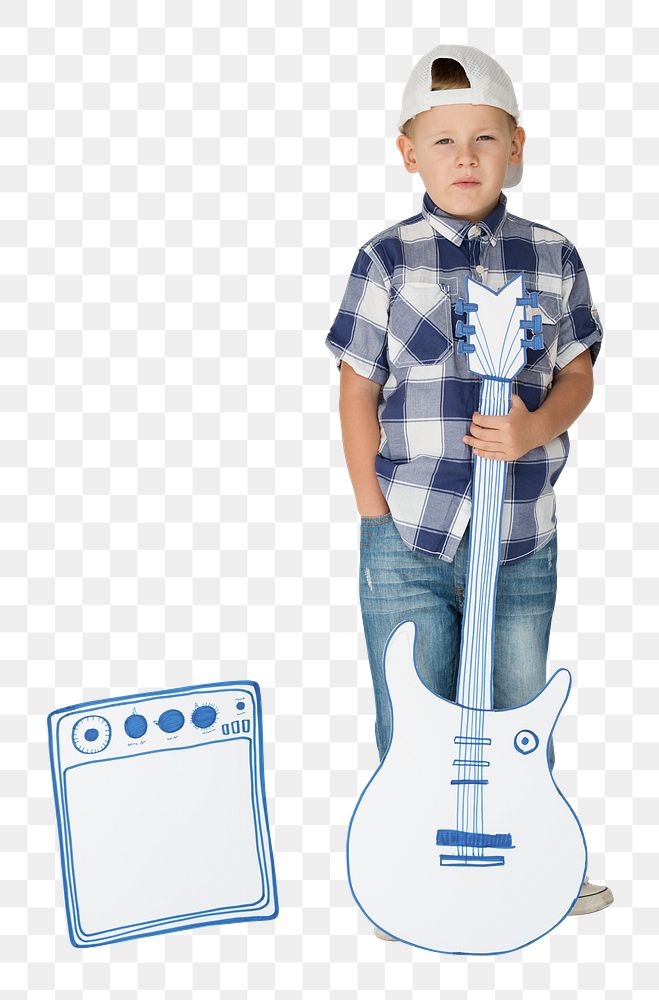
[436,829,514,867]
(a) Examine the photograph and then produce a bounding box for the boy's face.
[396,103,525,223]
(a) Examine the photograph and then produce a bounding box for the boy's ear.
[510,125,526,161]
[396,134,420,174]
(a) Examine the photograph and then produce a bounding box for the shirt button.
[476,265,485,274]
[468,225,482,238]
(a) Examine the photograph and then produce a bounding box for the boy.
[325,44,612,931]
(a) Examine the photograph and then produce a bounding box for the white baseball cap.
[398,44,523,188]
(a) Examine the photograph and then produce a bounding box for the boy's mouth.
[453,179,480,187]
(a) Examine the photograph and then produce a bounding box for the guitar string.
[456,374,482,847]
[473,436,495,853]
[476,390,497,851]
[473,297,518,379]
[479,383,499,855]
[457,400,491,854]
[470,447,488,853]
[460,435,486,850]
[458,386,492,852]
[472,307,496,375]
[476,443,493,852]
[475,380,510,855]
[499,302,521,379]
[467,386,492,856]
[457,377,510,857]
[454,293,522,859]
[480,381,506,853]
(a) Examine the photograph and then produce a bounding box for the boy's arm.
[529,349,594,448]
[464,350,594,460]
[338,362,390,516]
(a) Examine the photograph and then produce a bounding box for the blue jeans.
[359,515,557,770]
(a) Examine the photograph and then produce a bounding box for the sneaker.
[567,875,614,916]
[372,924,399,941]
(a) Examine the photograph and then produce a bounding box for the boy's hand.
[463,393,539,461]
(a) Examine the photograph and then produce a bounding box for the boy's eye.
[435,135,495,144]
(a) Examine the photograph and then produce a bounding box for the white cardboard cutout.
[347,273,587,954]
[49,681,278,947]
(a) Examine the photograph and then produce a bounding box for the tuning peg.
[516,290,539,309]
[520,332,545,353]
[519,313,542,335]
[455,298,478,317]
[457,339,475,355]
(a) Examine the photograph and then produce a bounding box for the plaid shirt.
[326,190,604,564]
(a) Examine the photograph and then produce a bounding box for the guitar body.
[347,272,587,953]
[347,621,587,954]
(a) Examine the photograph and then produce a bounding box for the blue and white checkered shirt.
[326,190,604,564]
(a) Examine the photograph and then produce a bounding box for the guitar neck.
[456,377,512,710]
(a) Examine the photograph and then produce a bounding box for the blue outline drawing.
[346,273,587,954]
[346,620,588,954]
[48,680,278,947]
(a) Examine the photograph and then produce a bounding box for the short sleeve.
[554,242,604,373]
[325,245,391,385]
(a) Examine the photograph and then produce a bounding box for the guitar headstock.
[455,271,544,381]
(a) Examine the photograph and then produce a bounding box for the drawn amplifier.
[48,681,278,947]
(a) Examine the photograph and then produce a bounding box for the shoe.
[372,924,399,941]
[567,875,614,916]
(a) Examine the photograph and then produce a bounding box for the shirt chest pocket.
[387,281,453,368]
[523,277,563,375]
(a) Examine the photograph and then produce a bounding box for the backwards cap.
[399,44,522,188]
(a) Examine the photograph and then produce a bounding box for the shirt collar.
[421,189,508,247]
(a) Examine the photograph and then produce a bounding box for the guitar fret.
[450,778,489,785]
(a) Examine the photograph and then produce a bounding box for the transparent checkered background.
[1,1,657,997]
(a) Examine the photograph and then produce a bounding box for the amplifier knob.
[155,709,184,734]
[124,711,148,739]
[72,715,111,754]
[191,704,217,730]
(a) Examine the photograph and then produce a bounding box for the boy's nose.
[455,151,479,166]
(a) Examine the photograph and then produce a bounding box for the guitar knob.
[455,297,465,316]
[529,333,544,351]
[457,339,475,355]
[514,729,539,754]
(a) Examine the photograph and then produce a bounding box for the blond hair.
[399,57,518,140]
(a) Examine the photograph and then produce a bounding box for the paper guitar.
[347,271,587,954]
